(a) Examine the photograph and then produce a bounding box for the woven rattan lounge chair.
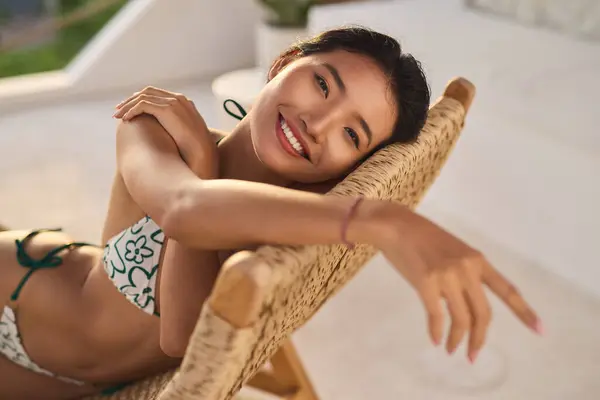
[82,76,475,400]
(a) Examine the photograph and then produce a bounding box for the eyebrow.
[323,62,373,147]
[324,62,346,93]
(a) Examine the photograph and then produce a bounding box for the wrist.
[189,152,218,180]
[185,138,218,179]
[345,199,402,248]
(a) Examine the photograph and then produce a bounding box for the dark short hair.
[276,26,431,153]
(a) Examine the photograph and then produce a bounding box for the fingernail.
[533,319,544,336]
[469,351,478,364]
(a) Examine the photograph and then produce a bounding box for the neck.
[217,117,291,187]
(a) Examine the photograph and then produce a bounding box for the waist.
[42,315,165,383]
[58,264,166,382]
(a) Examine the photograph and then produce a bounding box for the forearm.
[117,117,392,251]
[116,116,209,224]
[159,239,220,357]
[165,179,391,250]
[151,116,217,179]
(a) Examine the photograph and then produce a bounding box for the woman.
[0,27,541,399]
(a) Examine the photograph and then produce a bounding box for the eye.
[345,127,360,149]
[315,74,329,98]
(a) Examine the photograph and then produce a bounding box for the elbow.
[160,185,195,242]
[160,203,183,241]
[160,329,190,359]
[160,183,210,247]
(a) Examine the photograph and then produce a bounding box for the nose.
[303,104,345,144]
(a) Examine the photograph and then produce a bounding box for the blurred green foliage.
[0,0,127,78]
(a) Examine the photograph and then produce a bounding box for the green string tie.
[11,228,92,301]
[223,99,247,121]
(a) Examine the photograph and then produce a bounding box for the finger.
[182,97,197,114]
[462,274,492,363]
[115,91,141,109]
[114,95,175,118]
[441,274,471,354]
[122,101,169,121]
[482,262,542,335]
[140,87,192,110]
[163,91,195,113]
[417,278,444,347]
[116,86,175,109]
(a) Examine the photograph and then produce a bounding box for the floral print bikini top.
[103,216,165,316]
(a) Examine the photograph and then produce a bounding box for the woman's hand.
[113,86,218,179]
[367,202,542,363]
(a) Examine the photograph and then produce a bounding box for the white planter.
[255,22,308,70]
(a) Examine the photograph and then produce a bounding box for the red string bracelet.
[340,196,365,249]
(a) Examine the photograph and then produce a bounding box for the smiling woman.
[248,27,430,184]
[0,26,541,400]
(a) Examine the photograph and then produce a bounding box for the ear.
[267,49,301,81]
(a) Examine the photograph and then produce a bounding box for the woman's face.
[249,49,397,183]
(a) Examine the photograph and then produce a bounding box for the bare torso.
[0,134,228,397]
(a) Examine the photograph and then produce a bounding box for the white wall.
[0,0,262,111]
[67,0,261,93]
[466,0,600,41]
[309,0,600,297]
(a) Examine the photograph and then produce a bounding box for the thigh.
[0,354,97,400]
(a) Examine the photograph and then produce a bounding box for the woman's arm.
[158,239,220,357]
[113,94,224,357]
[112,88,376,250]
[115,116,198,228]
[116,117,223,357]
[115,87,218,180]
[116,96,541,363]
[166,179,383,249]
[115,114,381,356]
[116,116,382,251]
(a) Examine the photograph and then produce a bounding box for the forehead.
[301,50,397,144]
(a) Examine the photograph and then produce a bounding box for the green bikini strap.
[11,229,94,302]
[223,99,247,121]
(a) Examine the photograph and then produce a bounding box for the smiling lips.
[276,114,309,160]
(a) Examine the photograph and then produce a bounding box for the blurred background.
[0,0,599,399]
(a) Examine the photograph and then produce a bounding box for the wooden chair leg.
[246,339,319,400]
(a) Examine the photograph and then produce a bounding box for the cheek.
[277,70,321,105]
[252,82,278,117]
[318,140,358,174]
[248,85,280,139]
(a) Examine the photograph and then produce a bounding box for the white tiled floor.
[1,79,599,399]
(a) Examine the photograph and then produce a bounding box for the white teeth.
[280,118,306,155]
